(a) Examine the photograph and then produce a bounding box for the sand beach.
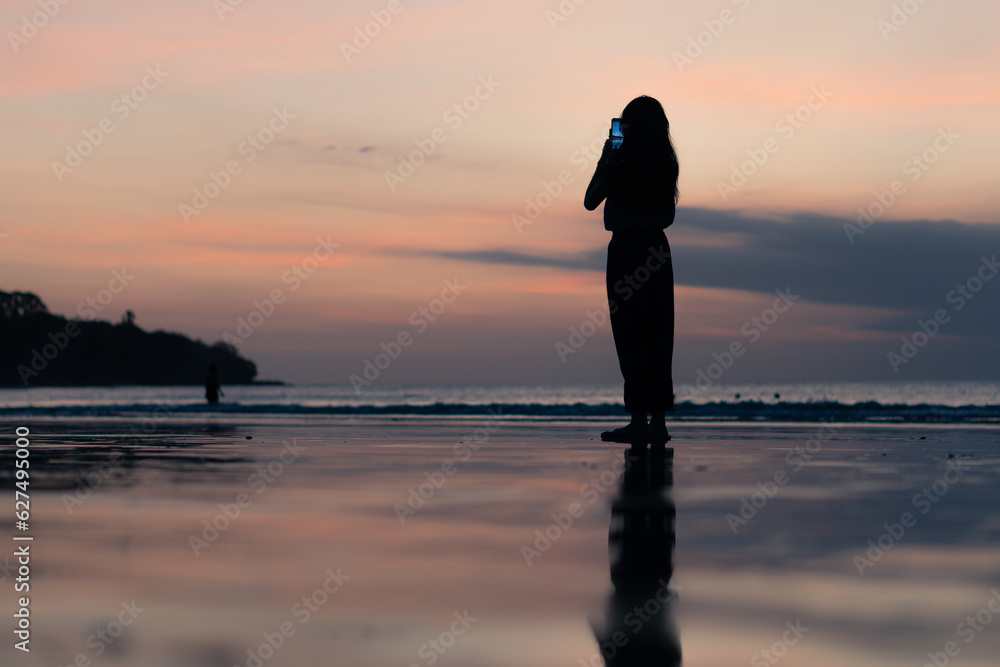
[2,415,998,666]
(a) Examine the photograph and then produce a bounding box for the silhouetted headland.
[0,289,276,387]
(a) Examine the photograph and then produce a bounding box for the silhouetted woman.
[585,96,678,443]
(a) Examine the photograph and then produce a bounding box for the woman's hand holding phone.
[609,117,624,149]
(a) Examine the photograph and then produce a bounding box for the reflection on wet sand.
[593,443,681,666]
[0,422,253,493]
[5,417,999,666]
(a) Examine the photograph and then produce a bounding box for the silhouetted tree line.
[0,290,259,387]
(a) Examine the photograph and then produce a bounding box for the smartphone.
[610,118,624,149]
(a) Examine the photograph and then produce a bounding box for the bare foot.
[649,413,670,443]
[649,421,671,443]
[601,421,649,443]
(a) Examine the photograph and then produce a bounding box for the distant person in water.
[205,363,223,404]
[585,95,679,443]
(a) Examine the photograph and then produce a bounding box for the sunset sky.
[2,0,998,387]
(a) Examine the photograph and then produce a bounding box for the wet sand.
[2,416,999,666]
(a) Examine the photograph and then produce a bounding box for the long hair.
[611,96,680,213]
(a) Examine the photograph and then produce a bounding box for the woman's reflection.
[590,443,681,666]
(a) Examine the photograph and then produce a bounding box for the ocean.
[2,380,998,423]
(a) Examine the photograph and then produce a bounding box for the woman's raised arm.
[584,139,616,211]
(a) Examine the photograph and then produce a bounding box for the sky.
[2,0,999,388]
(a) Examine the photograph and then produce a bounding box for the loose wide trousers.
[606,226,674,414]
